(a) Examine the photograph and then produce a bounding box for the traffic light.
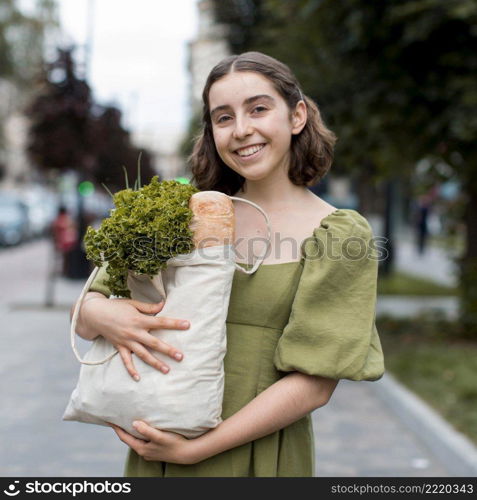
[78,181,95,196]
[174,177,190,185]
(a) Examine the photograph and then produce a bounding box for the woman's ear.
[291,100,307,135]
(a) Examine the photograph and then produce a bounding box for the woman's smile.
[234,143,267,162]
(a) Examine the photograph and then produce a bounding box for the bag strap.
[70,264,119,365]
[228,196,272,275]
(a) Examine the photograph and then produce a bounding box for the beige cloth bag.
[63,197,271,439]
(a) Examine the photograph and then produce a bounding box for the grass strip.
[377,271,458,296]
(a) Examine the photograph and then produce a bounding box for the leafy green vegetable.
[84,177,199,297]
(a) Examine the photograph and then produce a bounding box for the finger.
[132,420,165,442]
[131,342,171,374]
[142,315,190,331]
[118,346,140,381]
[124,299,165,315]
[134,333,183,362]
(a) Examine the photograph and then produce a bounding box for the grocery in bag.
[64,185,271,438]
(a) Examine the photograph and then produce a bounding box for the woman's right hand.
[73,293,190,381]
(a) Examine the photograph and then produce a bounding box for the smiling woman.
[191,53,336,197]
[79,51,385,477]
[209,75,305,183]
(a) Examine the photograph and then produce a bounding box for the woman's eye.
[217,115,232,123]
[252,105,267,113]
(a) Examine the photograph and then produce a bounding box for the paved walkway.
[314,379,449,477]
[377,295,458,319]
[0,238,475,477]
[394,230,459,287]
[376,230,459,318]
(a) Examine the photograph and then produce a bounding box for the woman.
[73,51,384,476]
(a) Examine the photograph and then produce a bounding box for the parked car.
[0,192,30,246]
[21,188,59,238]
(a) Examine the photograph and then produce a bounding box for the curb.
[372,372,477,477]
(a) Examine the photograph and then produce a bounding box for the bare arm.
[113,371,339,464]
[191,372,338,461]
[70,292,109,340]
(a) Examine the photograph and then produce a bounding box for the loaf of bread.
[189,191,235,248]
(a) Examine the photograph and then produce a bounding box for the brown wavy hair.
[190,51,337,195]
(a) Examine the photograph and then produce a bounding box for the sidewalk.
[0,238,475,477]
[394,229,458,288]
[0,241,125,476]
[376,229,459,319]
[314,376,477,477]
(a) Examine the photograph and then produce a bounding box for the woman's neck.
[234,178,312,211]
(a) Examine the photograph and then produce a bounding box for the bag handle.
[70,197,272,365]
[228,196,272,275]
[70,262,119,365]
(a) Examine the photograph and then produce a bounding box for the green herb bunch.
[84,176,199,298]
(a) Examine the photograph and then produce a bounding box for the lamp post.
[381,178,395,276]
[84,0,95,81]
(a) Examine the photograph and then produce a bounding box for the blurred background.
[0,0,476,477]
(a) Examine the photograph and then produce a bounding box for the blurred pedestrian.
[414,187,438,255]
[51,206,78,276]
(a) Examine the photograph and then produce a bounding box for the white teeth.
[236,144,265,157]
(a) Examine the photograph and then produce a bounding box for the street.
[0,238,464,476]
[0,239,125,476]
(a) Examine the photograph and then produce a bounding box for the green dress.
[87,208,385,477]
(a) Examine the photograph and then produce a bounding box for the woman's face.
[208,71,306,183]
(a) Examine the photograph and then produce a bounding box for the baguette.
[189,191,235,248]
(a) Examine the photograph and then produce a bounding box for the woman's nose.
[232,115,253,140]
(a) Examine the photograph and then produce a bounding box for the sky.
[52,0,199,153]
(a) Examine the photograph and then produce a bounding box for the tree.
[91,105,156,191]
[0,0,57,153]
[212,0,477,335]
[26,47,157,277]
[0,0,56,85]
[26,48,94,175]
[26,47,156,188]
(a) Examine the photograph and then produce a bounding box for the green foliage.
[84,178,199,298]
[213,0,264,54]
[214,0,477,173]
[213,0,477,336]
[376,314,466,340]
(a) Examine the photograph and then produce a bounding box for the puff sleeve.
[273,209,384,381]
[88,264,112,298]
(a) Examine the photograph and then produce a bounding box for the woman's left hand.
[110,421,202,465]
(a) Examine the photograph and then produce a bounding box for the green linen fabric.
[86,208,385,477]
[88,265,111,297]
[273,209,384,381]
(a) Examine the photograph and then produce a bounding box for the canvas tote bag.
[63,196,271,439]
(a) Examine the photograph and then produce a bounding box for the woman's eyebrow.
[244,94,275,106]
[210,104,230,119]
[210,94,275,118]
